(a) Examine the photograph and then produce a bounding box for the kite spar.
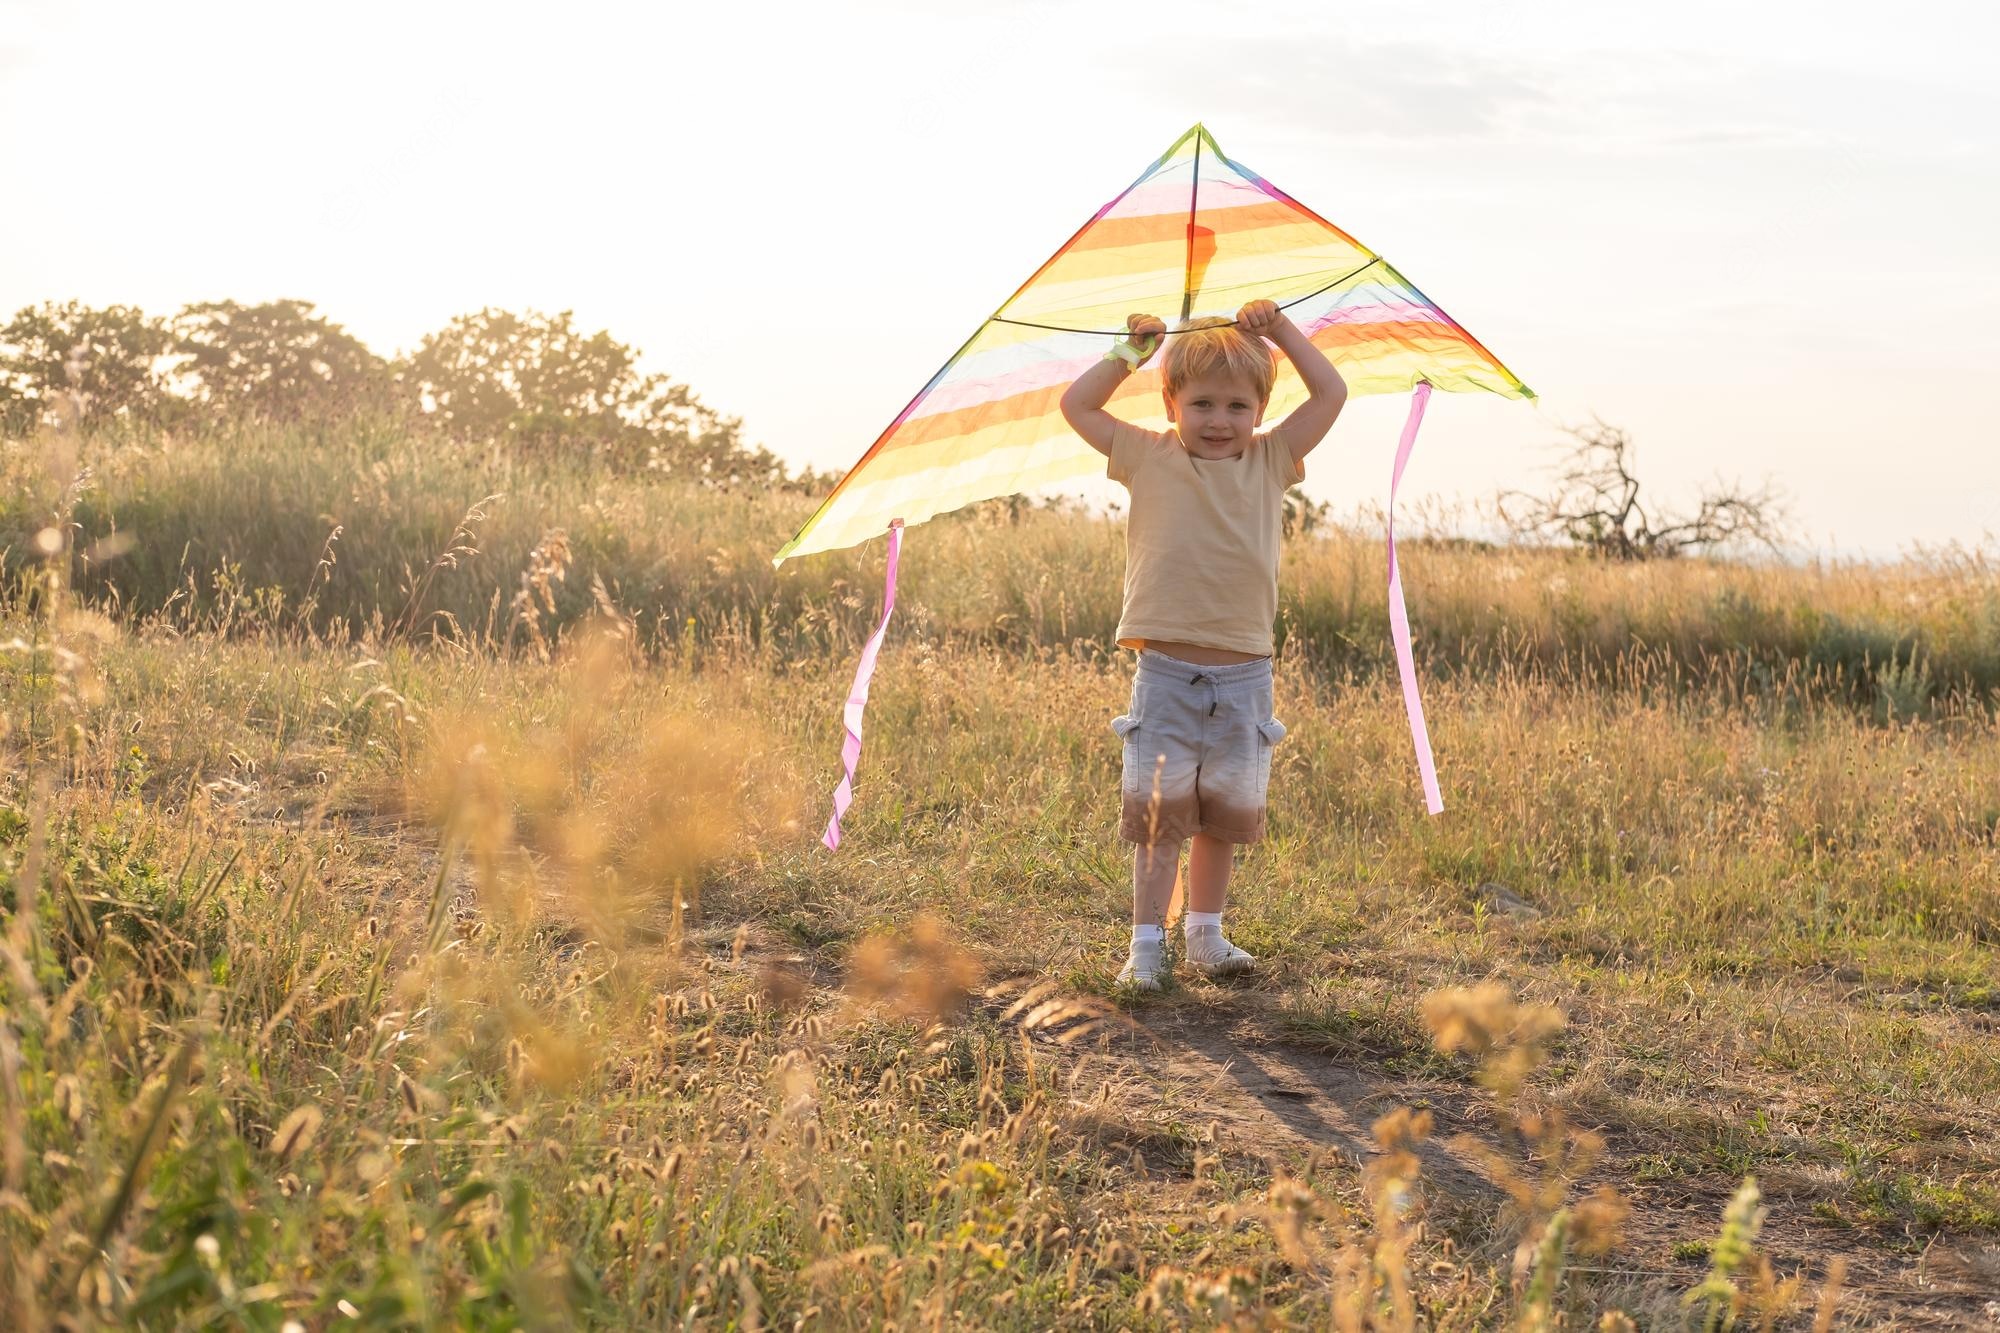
[780,124,1533,847]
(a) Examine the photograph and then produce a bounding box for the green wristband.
[1105,333,1160,368]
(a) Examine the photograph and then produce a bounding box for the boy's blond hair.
[1162,316,1276,404]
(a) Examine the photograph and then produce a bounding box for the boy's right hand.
[1125,314,1166,364]
[1061,312,1166,458]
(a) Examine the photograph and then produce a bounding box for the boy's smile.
[1164,371,1266,460]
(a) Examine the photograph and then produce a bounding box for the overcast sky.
[3,0,1995,556]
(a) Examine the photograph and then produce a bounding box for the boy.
[1058,300,1348,991]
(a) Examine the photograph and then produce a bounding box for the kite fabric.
[774,123,1531,565]
[791,124,1533,841]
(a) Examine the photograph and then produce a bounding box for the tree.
[402,308,643,446]
[0,301,176,426]
[176,299,390,421]
[1282,486,1330,538]
[0,375,26,435]
[1497,419,1789,560]
[403,308,783,483]
[640,377,787,488]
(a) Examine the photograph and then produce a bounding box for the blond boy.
[1059,300,1348,991]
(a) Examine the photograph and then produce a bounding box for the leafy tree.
[175,299,389,421]
[1282,486,1330,538]
[0,367,30,435]
[403,308,646,445]
[403,308,784,483]
[641,377,788,488]
[0,301,175,426]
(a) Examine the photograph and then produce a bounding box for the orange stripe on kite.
[1065,199,1331,253]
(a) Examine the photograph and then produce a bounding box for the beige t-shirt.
[1108,419,1305,657]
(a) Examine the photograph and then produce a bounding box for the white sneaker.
[1185,925,1255,978]
[1115,939,1166,992]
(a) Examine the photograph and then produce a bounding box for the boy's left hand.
[1236,299,1286,338]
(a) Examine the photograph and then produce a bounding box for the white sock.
[1184,911,1222,932]
[1130,924,1165,947]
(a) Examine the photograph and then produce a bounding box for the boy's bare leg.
[1184,833,1254,975]
[1131,839,1183,925]
[1120,839,1183,991]
[1186,833,1233,915]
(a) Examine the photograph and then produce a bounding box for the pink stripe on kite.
[911,351,1102,419]
[1103,178,1222,219]
[1106,177,1282,222]
[1301,300,1444,333]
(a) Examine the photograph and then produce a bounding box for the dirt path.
[660,912,2000,1327]
[1065,977,2000,1330]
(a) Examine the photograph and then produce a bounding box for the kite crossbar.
[991,257,1385,339]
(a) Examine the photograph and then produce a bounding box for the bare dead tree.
[1496,419,1790,560]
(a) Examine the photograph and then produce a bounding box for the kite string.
[821,520,904,851]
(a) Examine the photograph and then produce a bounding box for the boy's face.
[1164,371,1267,459]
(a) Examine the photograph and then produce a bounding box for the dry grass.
[2,418,1996,1327]
[5,418,1996,714]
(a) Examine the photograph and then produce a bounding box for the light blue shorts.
[1112,650,1286,845]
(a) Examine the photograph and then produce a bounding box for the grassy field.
[2,422,1997,1328]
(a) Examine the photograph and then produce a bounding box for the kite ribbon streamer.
[822,520,904,850]
[1387,383,1443,815]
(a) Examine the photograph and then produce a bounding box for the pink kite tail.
[1387,383,1444,815]
[822,520,905,850]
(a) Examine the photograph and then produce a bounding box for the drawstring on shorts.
[1189,671,1219,716]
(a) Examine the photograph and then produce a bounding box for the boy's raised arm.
[1238,300,1348,467]
[1060,314,1164,457]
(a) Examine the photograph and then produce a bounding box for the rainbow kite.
[785,124,1533,847]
